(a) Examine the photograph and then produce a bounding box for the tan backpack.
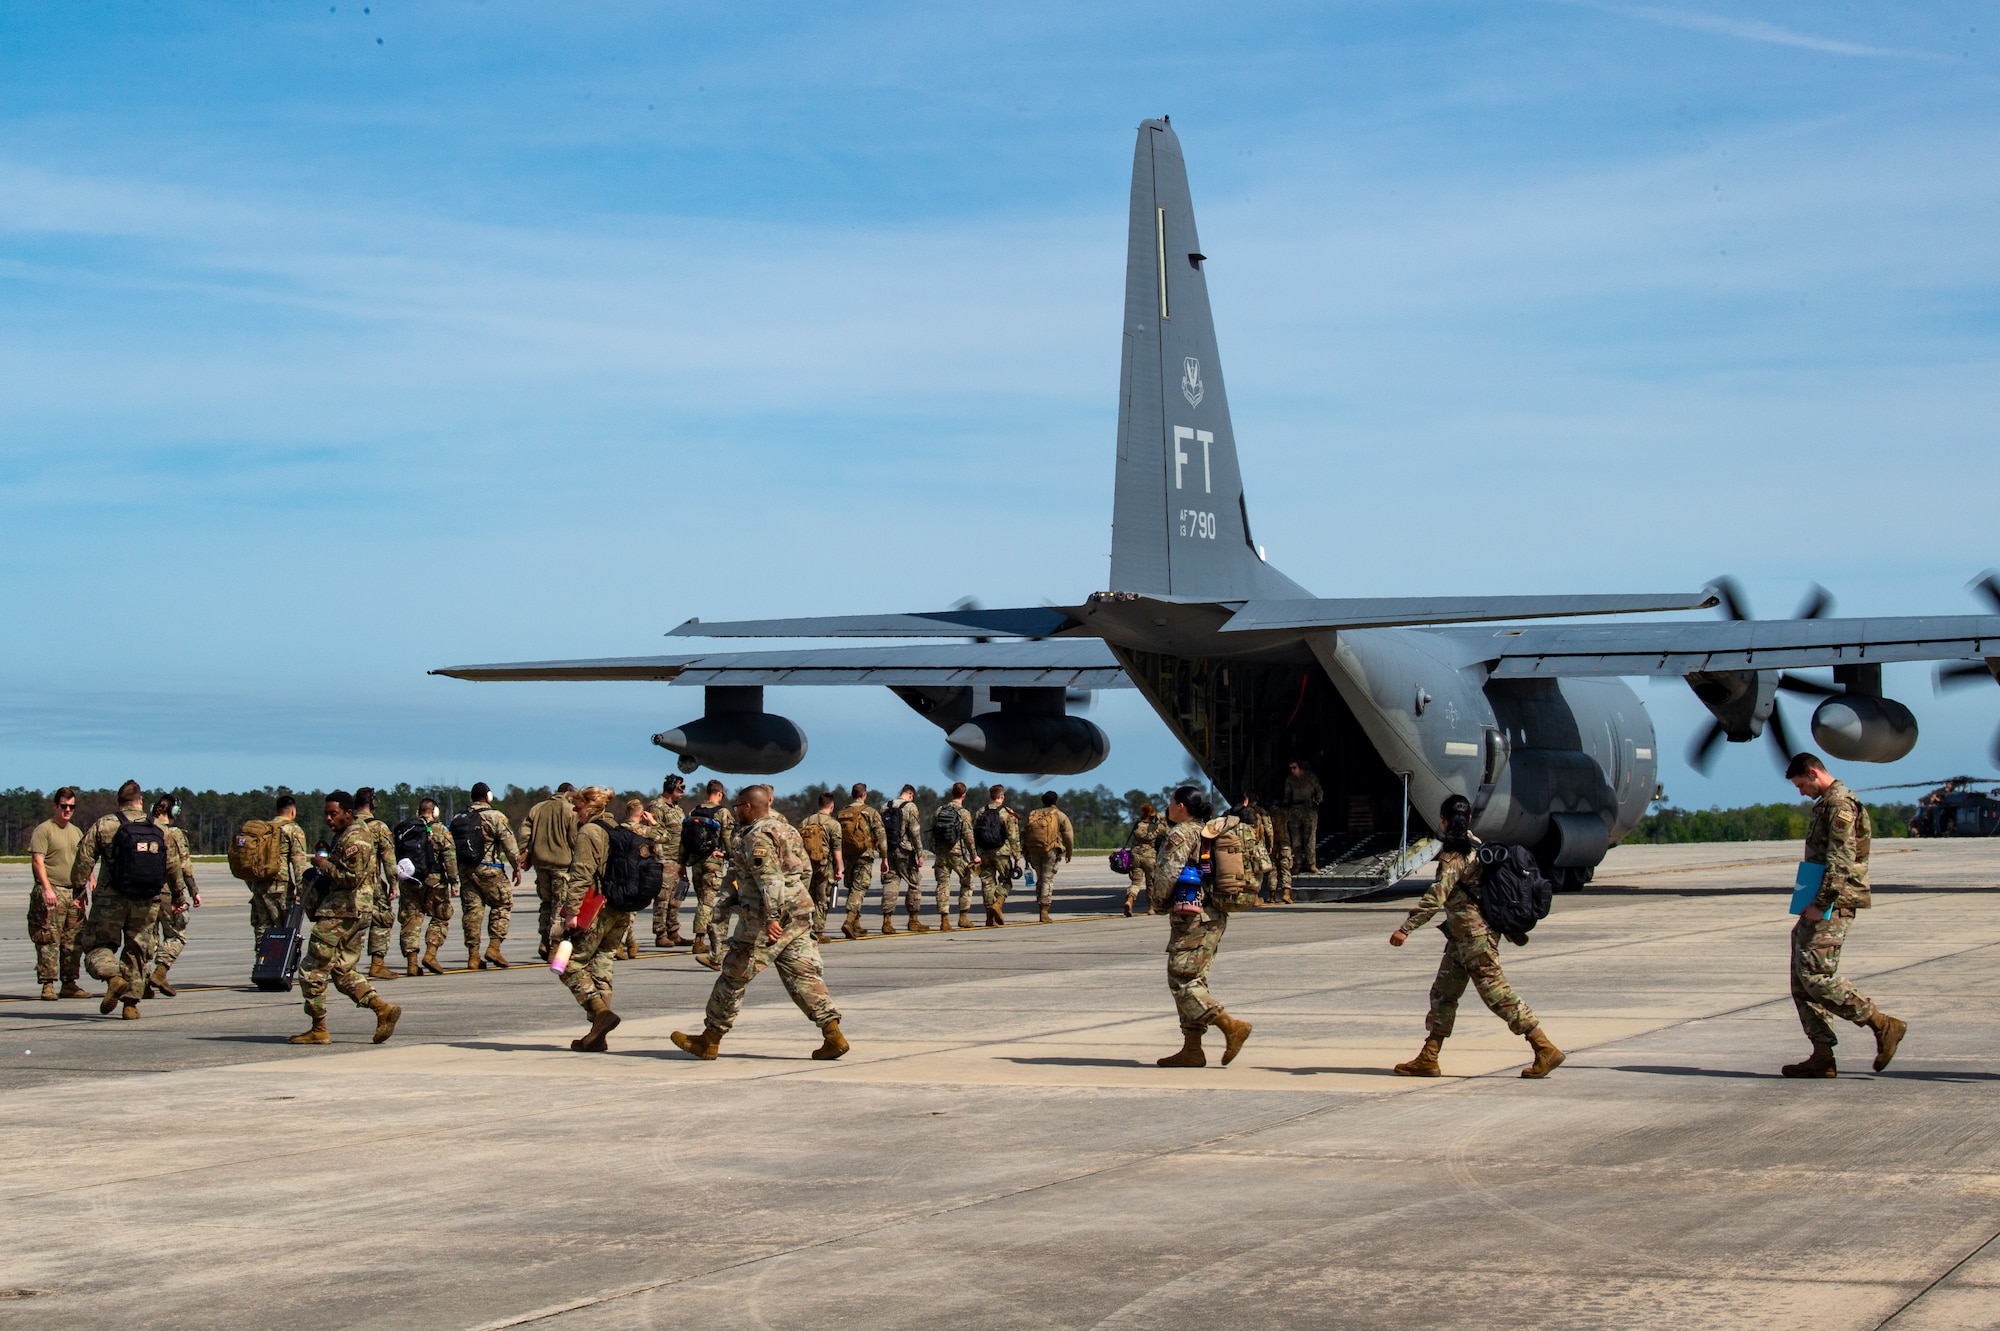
[1023,806,1061,857]
[229,819,284,883]
[1203,816,1257,912]
[800,817,828,862]
[837,805,873,857]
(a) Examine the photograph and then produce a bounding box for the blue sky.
[1,1,1995,808]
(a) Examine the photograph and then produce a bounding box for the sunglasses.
[56,802,76,810]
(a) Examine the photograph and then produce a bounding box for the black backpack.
[882,800,907,849]
[1475,844,1553,942]
[973,806,1009,852]
[929,804,962,854]
[394,817,437,880]
[683,810,722,862]
[109,814,170,898]
[449,809,486,866]
[600,825,664,911]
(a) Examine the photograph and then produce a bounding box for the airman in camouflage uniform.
[1268,804,1295,904]
[880,785,929,933]
[459,783,522,969]
[28,789,89,999]
[1781,756,1906,1077]
[930,783,976,930]
[1389,795,1562,1079]
[519,783,577,959]
[1022,792,1075,924]
[1149,788,1253,1068]
[553,788,626,1052]
[1121,804,1164,917]
[71,782,175,1020]
[1281,760,1323,873]
[1235,793,1274,908]
[686,783,737,961]
[800,792,844,940]
[646,776,688,947]
[246,795,312,956]
[671,785,847,1062]
[356,788,400,981]
[399,797,459,975]
[291,791,401,1045]
[837,785,888,939]
[145,797,199,998]
[973,788,1021,927]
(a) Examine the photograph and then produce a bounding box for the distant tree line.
[1624,801,1914,844]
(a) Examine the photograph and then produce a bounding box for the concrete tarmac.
[1,840,1996,1329]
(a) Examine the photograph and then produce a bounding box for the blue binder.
[1790,861,1826,915]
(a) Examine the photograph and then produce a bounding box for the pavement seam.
[1872,1219,2000,1327]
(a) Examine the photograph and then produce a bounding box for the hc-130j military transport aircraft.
[437,118,2000,887]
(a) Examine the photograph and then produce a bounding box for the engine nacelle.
[1811,694,1918,764]
[1685,669,1777,741]
[652,686,807,775]
[946,712,1109,775]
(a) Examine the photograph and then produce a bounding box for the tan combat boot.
[40,982,57,1001]
[1394,1036,1443,1077]
[1868,1011,1908,1071]
[1156,1028,1206,1068]
[986,904,1004,928]
[1521,1026,1565,1079]
[1211,1009,1253,1066]
[99,975,129,1015]
[1782,1043,1838,1078]
[812,1018,850,1060]
[1122,898,1134,917]
[880,914,899,936]
[369,996,403,1044]
[1280,889,1293,904]
[421,944,445,975]
[937,909,953,932]
[956,908,973,929]
[59,981,90,999]
[482,941,509,969]
[572,999,621,1053]
[289,1017,331,1045]
[907,909,931,933]
[467,945,486,971]
[121,1002,141,1020]
[671,1026,724,1060]
[150,964,178,997]
[1038,904,1053,923]
[404,951,422,978]
[368,956,395,981]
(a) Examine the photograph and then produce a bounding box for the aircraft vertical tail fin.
[1109,118,1306,603]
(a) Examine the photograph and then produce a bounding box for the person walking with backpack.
[452,782,522,969]
[1148,786,1253,1068]
[880,784,928,934]
[1021,791,1075,924]
[70,781,178,1020]
[519,783,578,960]
[143,795,201,998]
[290,790,402,1046]
[972,785,1020,927]
[550,787,629,1053]
[645,775,689,948]
[228,793,312,958]
[684,781,736,963]
[836,783,887,939]
[800,791,845,941]
[354,788,401,982]
[395,797,459,975]
[1388,794,1562,1079]
[929,782,977,930]
[29,787,90,1000]
[671,784,848,1063]
[1120,803,1164,917]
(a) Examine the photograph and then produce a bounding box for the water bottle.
[1173,863,1204,916]
[548,939,574,974]
[1025,868,1037,889]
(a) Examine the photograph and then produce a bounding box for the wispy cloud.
[1556,1,1946,59]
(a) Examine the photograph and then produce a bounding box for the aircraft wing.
[1441,615,2000,678]
[431,639,1130,688]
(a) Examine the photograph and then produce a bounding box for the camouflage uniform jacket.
[801,810,843,866]
[730,814,813,924]
[275,819,312,887]
[1282,770,1324,810]
[1805,779,1872,911]
[1024,807,1075,858]
[974,803,1021,861]
[469,802,521,869]
[163,825,196,910]
[687,801,736,860]
[422,817,460,888]
[645,797,686,863]
[883,797,924,860]
[1147,818,1205,910]
[1128,815,1166,867]
[1399,848,1488,942]
[840,798,888,857]
[362,813,398,899]
[559,814,617,914]
[315,822,380,920]
[70,803,149,887]
[932,804,975,860]
[1232,807,1273,877]
[520,795,579,870]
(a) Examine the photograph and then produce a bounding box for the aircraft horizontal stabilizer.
[1220,591,1719,633]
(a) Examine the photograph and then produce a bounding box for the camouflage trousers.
[299,914,378,1020]
[84,893,162,999]
[1167,901,1230,1032]
[533,865,569,952]
[1027,852,1063,907]
[1791,907,1876,1046]
[461,864,513,950]
[1427,929,1537,1039]
[808,861,837,935]
[703,917,840,1035]
[248,880,289,954]
[1273,845,1294,899]
[1124,853,1156,908]
[691,858,732,947]
[1286,810,1318,873]
[882,854,924,918]
[367,880,396,959]
[977,854,1017,910]
[398,878,453,955]
[154,903,189,969]
[557,907,630,1010]
[840,853,878,928]
[933,853,974,915]
[29,887,84,985]
[650,861,684,942]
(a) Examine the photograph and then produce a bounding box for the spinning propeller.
[1931,571,2000,768]
[1687,577,1842,774]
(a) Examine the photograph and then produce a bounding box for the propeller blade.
[940,747,965,779]
[1971,571,2000,614]
[1935,661,1997,693]
[1777,672,1841,698]
[1688,719,1727,773]
[1707,575,1751,622]
[1766,701,1799,772]
[1792,583,1834,621]
[1991,722,2000,772]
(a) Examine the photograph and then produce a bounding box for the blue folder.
[1790,861,1826,915]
